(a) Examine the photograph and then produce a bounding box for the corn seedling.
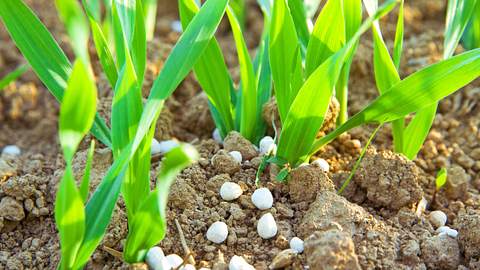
[264,0,480,179]
[179,0,273,144]
[431,167,448,204]
[462,1,480,49]
[367,0,477,160]
[0,64,29,91]
[1,0,228,267]
[435,168,448,191]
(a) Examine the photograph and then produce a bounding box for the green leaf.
[89,16,119,88]
[111,50,142,156]
[55,167,86,270]
[0,0,112,147]
[0,64,29,91]
[226,6,258,142]
[336,0,362,124]
[311,48,480,156]
[82,0,102,22]
[277,0,398,165]
[288,0,310,53]
[444,0,478,59]
[59,60,98,162]
[401,105,436,159]
[462,1,480,49]
[55,0,90,64]
[123,145,198,263]
[276,167,289,182]
[230,0,246,30]
[179,0,235,137]
[305,0,345,77]
[252,13,273,143]
[436,167,448,190]
[269,0,303,122]
[142,0,158,40]
[393,0,404,69]
[132,0,147,84]
[80,140,96,202]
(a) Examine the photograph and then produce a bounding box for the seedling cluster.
[1,0,480,268]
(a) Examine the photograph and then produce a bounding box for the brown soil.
[1,0,480,270]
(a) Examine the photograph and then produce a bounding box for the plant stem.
[338,124,383,194]
[336,70,349,125]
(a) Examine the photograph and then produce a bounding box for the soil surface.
[1,1,480,269]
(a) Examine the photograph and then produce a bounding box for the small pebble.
[166,254,184,269]
[436,226,458,238]
[180,264,196,270]
[259,136,276,155]
[429,210,447,228]
[220,182,243,201]
[251,188,274,210]
[270,249,297,269]
[151,139,179,155]
[257,213,277,239]
[2,145,21,156]
[289,237,304,253]
[229,255,255,270]
[213,129,223,144]
[145,247,169,270]
[228,151,243,164]
[206,221,229,244]
[171,20,183,33]
[312,158,329,172]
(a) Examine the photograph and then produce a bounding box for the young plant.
[0,0,229,267]
[368,0,477,160]
[432,167,448,203]
[179,0,273,144]
[265,0,480,178]
[0,64,29,91]
[435,168,448,191]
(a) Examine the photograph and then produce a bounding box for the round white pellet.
[229,151,243,164]
[436,226,458,238]
[220,182,243,201]
[259,136,276,155]
[206,221,229,244]
[257,213,277,239]
[213,129,223,144]
[145,247,169,270]
[229,255,255,270]
[312,158,329,172]
[180,264,196,270]
[289,237,304,253]
[166,254,184,269]
[171,20,183,33]
[251,188,273,210]
[151,139,179,155]
[2,145,21,156]
[428,210,447,228]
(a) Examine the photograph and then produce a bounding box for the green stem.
[338,123,383,194]
[336,70,349,125]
